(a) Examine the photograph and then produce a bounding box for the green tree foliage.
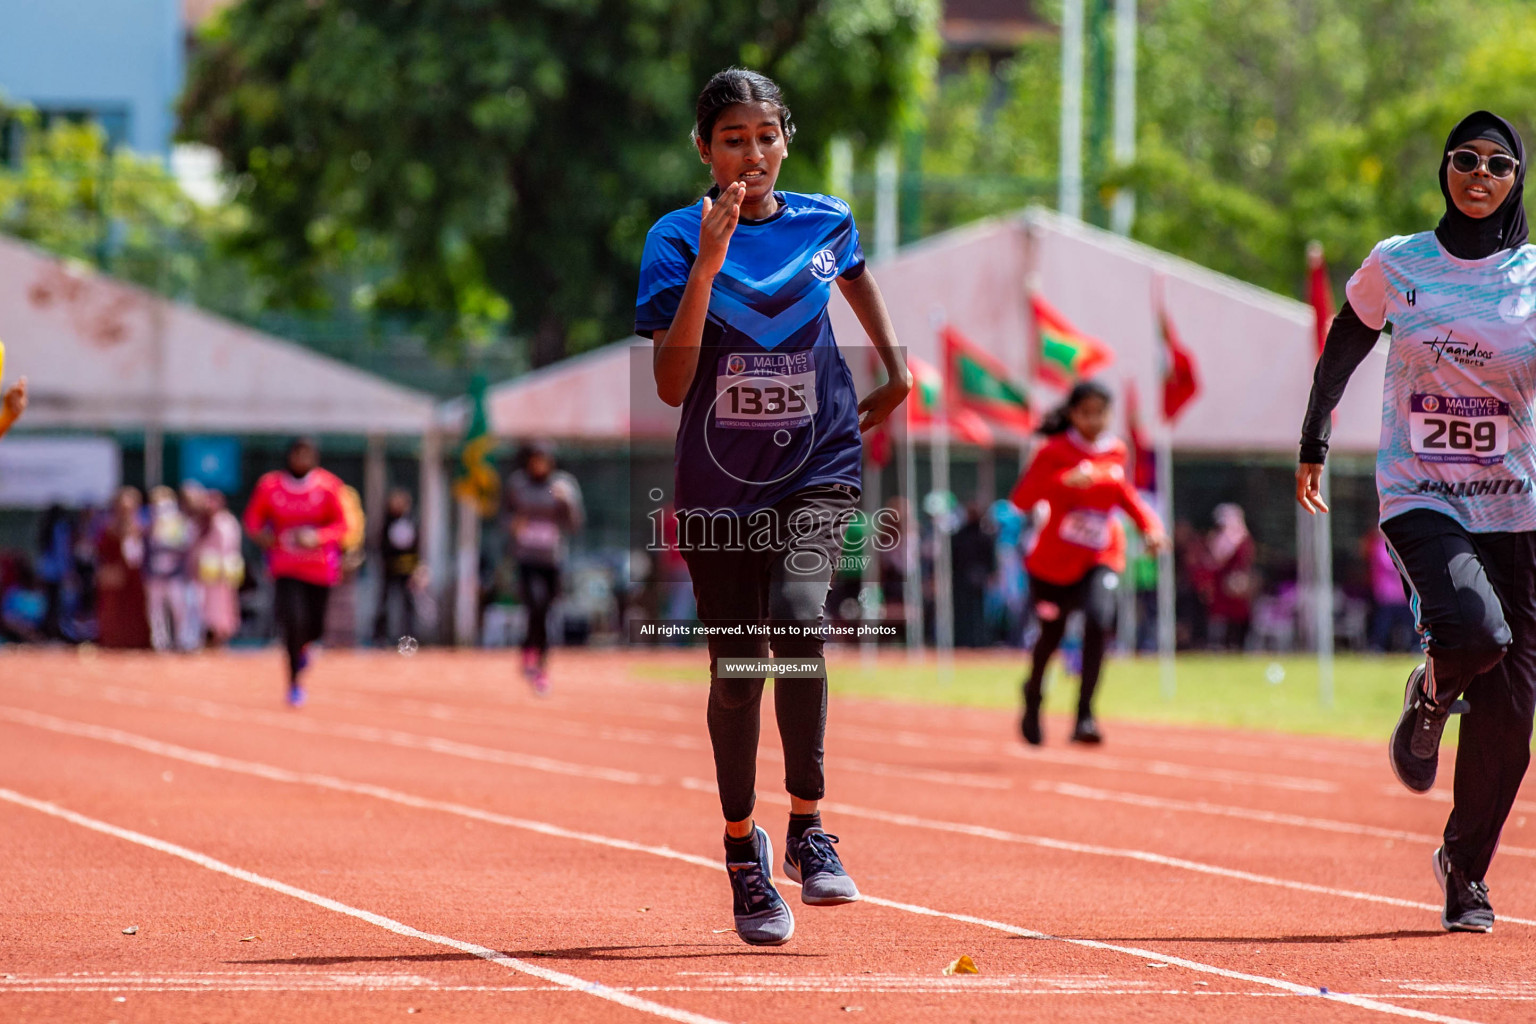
[916,0,1536,298]
[180,0,940,365]
[0,104,241,305]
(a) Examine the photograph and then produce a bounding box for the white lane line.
[29,683,661,787]
[0,711,1491,1024]
[28,677,1344,797]
[12,705,1522,930]
[34,681,1011,793]
[1033,781,1536,860]
[835,723,1341,793]
[0,787,726,1024]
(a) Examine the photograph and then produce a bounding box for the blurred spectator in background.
[1,560,46,643]
[374,488,420,644]
[178,481,209,650]
[96,487,150,649]
[145,485,196,652]
[1366,527,1416,652]
[192,490,244,647]
[988,498,1030,647]
[1207,503,1256,650]
[951,503,996,648]
[878,496,911,626]
[36,504,74,640]
[323,483,368,648]
[504,441,584,694]
[0,377,26,441]
[1173,519,1213,649]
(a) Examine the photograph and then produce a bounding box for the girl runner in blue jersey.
[1298,111,1536,934]
[637,68,910,946]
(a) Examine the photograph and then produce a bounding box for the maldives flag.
[1307,241,1335,354]
[1158,302,1200,423]
[1124,379,1157,492]
[942,326,1033,432]
[1031,295,1115,387]
[909,355,993,445]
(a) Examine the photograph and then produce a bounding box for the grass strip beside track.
[634,651,1430,742]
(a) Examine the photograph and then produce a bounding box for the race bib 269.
[1409,393,1510,466]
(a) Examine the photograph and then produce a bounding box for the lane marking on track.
[31,681,1011,793]
[0,709,1494,1024]
[311,679,1352,793]
[0,787,728,1024]
[25,683,664,787]
[1032,781,1536,859]
[11,704,1526,929]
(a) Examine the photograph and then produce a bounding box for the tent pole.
[932,419,954,683]
[420,428,450,644]
[454,498,480,647]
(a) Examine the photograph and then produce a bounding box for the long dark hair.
[1037,380,1112,436]
[692,68,796,147]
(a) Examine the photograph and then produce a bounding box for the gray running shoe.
[726,826,794,945]
[1433,846,1494,933]
[783,828,861,906]
[1389,664,1450,793]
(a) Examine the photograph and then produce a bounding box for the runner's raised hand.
[696,181,744,278]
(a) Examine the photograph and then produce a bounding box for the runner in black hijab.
[1435,110,1527,260]
[1296,111,1536,933]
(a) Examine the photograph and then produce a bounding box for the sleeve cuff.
[1298,441,1328,464]
[840,260,867,281]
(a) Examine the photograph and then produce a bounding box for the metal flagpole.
[1155,431,1175,698]
[1316,462,1335,706]
[903,417,923,664]
[1110,0,1137,236]
[1058,0,1085,221]
[932,413,954,684]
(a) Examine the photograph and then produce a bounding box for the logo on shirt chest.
[810,249,838,282]
[1422,329,1494,368]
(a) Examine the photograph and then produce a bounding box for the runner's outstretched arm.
[1296,300,1380,513]
[836,270,911,432]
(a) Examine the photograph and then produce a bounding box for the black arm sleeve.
[1298,299,1380,464]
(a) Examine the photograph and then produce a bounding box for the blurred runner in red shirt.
[1009,381,1166,746]
[243,438,348,707]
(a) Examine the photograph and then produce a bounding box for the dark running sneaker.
[783,828,861,906]
[1021,702,1043,746]
[1434,846,1494,933]
[726,826,794,945]
[1389,664,1451,793]
[1071,716,1103,745]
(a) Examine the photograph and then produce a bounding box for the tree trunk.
[531,310,565,368]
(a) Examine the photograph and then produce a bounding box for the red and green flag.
[908,355,993,446]
[1031,294,1114,388]
[942,326,1033,432]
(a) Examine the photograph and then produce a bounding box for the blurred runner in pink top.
[243,438,347,706]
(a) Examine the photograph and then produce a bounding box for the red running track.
[1,647,1533,1023]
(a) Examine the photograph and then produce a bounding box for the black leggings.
[1382,508,1536,881]
[681,485,855,823]
[1024,566,1119,720]
[518,563,559,657]
[274,577,330,684]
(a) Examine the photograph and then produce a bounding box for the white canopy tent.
[0,234,452,613]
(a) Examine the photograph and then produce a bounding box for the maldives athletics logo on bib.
[810,248,838,282]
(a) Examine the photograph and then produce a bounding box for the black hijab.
[1436,110,1528,260]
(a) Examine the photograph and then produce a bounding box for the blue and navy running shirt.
[636,191,866,513]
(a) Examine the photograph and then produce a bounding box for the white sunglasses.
[1447,148,1519,179]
